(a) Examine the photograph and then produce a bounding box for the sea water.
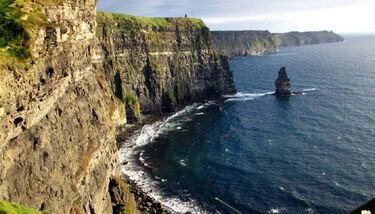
[119,35,375,213]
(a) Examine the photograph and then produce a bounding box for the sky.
[97,0,375,33]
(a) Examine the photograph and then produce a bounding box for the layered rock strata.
[96,12,236,113]
[0,2,236,214]
[211,30,276,58]
[0,0,134,213]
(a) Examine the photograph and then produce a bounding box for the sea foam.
[118,103,214,213]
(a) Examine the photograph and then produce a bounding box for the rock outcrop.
[0,2,236,214]
[212,30,344,58]
[211,30,276,58]
[95,12,236,113]
[275,67,292,96]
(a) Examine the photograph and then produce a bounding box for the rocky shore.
[126,179,170,214]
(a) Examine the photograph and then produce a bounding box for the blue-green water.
[119,35,375,213]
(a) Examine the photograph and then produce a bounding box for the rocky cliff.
[211,30,276,58]
[95,12,236,113]
[0,1,235,214]
[212,30,344,58]
[0,0,133,213]
[272,30,344,47]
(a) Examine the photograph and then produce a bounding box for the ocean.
[119,35,375,214]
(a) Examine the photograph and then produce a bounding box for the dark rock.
[125,104,139,124]
[109,177,127,207]
[275,67,292,96]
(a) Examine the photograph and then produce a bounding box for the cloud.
[97,0,375,33]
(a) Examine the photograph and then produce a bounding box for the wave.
[224,88,317,101]
[118,103,214,214]
[302,88,317,92]
[268,208,286,214]
[224,91,274,102]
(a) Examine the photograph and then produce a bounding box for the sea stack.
[275,66,292,96]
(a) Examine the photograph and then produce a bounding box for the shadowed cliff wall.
[96,12,236,113]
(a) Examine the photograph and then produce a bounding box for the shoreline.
[115,101,218,214]
[117,115,173,213]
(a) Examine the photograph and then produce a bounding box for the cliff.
[0,1,235,214]
[0,0,134,213]
[272,30,344,47]
[212,30,344,58]
[95,12,236,113]
[211,30,276,58]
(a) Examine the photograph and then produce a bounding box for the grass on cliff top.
[0,0,60,67]
[0,0,30,59]
[0,200,47,214]
[97,11,206,29]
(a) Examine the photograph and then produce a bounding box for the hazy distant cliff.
[272,31,344,47]
[211,31,277,58]
[212,30,344,58]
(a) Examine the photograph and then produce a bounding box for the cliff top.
[97,11,206,29]
[0,0,57,67]
[273,30,337,34]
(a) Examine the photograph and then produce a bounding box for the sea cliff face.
[272,31,344,47]
[212,30,344,58]
[0,0,129,213]
[0,1,235,214]
[96,12,236,113]
[211,31,277,58]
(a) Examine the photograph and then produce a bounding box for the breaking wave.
[118,103,214,214]
[302,88,317,92]
[224,91,274,102]
[224,88,317,102]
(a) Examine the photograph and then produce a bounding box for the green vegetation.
[0,0,52,68]
[0,200,47,214]
[0,0,29,59]
[97,11,206,29]
[124,94,137,106]
[114,94,138,106]
[0,0,60,66]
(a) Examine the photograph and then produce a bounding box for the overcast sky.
[98,0,375,33]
